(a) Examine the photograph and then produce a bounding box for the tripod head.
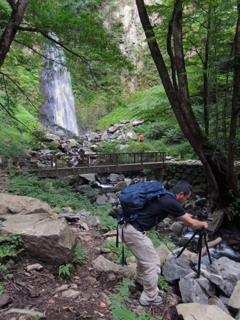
[195,197,209,221]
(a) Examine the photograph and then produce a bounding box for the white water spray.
[40,33,79,136]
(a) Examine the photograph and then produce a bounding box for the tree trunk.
[136,0,238,208]
[227,0,240,190]
[203,3,212,136]
[0,0,29,68]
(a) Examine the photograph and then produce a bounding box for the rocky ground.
[0,224,180,320]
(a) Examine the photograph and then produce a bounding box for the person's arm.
[177,213,208,229]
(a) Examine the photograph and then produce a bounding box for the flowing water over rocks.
[40,33,79,136]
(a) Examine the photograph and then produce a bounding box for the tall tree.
[136,0,239,209]
[0,0,29,68]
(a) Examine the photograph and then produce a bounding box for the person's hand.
[201,221,208,229]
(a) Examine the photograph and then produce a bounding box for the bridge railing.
[50,151,166,168]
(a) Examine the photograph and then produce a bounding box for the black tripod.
[177,228,212,278]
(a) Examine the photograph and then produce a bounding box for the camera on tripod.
[195,197,208,221]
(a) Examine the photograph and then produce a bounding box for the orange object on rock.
[139,133,144,142]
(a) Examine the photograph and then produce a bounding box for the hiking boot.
[134,280,143,291]
[129,280,143,294]
[139,295,163,306]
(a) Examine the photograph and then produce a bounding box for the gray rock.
[162,254,193,283]
[177,303,234,320]
[0,293,11,308]
[208,296,230,315]
[203,257,240,296]
[55,284,69,293]
[108,173,121,183]
[61,289,80,299]
[132,120,144,126]
[155,244,170,266]
[169,222,184,236]
[1,213,76,264]
[228,280,240,309]
[107,126,119,134]
[79,174,96,183]
[95,195,108,205]
[6,308,45,319]
[179,276,215,304]
[0,193,52,215]
[26,263,43,272]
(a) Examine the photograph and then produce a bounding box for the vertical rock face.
[103,0,161,90]
[40,33,79,136]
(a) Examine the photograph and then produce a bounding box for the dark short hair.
[171,180,192,195]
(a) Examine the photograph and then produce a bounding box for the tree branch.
[14,39,67,67]
[167,4,178,91]
[0,71,38,110]
[18,26,98,86]
[0,100,29,129]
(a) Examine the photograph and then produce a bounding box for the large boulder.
[179,275,215,303]
[177,303,234,320]
[0,193,52,215]
[0,193,76,264]
[202,257,240,296]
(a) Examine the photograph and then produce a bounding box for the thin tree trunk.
[203,3,212,136]
[0,0,29,68]
[227,1,240,190]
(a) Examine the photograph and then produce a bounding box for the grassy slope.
[97,86,194,158]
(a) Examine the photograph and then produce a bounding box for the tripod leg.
[177,230,198,258]
[203,231,212,264]
[197,230,203,278]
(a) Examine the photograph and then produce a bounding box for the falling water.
[40,33,79,136]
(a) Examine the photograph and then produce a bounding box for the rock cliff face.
[103,0,161,90]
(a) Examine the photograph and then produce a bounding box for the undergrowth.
[111,278,160,320]
[0,234,23,291]
[58,243,86,279]
[9,173,92,210]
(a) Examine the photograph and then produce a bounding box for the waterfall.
[40,33,79,136]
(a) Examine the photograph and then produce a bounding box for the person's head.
[171,180,192,203]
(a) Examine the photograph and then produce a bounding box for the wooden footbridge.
[29,151,166,178]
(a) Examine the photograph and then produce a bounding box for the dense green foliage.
[9,173,92,210]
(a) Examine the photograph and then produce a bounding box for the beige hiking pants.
[121,223,161,302]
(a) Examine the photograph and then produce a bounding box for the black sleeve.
[157,195,186,217]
